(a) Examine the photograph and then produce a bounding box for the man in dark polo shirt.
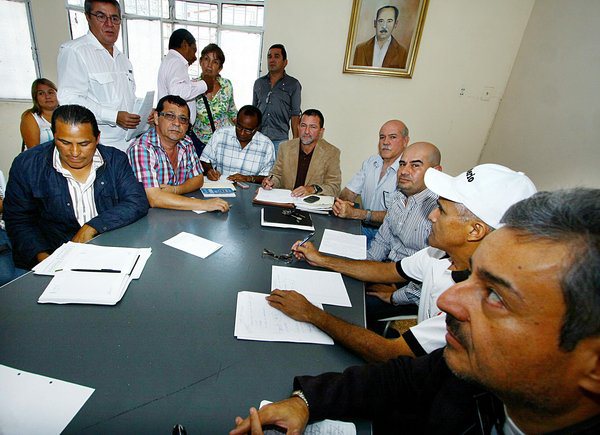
[252,44,302,154]
[261,109,341,197]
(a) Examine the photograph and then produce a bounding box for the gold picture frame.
[343,0,429,78]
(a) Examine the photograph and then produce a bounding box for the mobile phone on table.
[236,182,250,189]
[303,195,320,203]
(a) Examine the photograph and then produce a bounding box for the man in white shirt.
[157,29,212,157]
[58,0,140,152]
[333,119,409,244]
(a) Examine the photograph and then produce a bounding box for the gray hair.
[501,188,600,351]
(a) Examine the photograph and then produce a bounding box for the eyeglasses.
[159,112,190,124]
[88,11,122,25]
[235,123,256,134]
[262,248,293,264]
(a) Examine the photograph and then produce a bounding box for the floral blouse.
[193,76,237,144]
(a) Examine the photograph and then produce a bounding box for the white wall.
[480,0,600,190]
[0,0,69,177]
[262,0,534,184]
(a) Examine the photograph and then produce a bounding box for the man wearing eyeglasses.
[58,0,140,152]
[127,95,229,213]
[200,105,275,184]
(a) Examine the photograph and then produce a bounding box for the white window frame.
[0,0,41,102]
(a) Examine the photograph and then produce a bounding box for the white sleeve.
[399,247,433,282]
[408,313,447,354]
[345,159,369,196]
[168,67,207,102]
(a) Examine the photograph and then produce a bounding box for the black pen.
[70,268,121,273]
[299,231,315,247]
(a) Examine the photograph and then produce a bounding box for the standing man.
[157,29,211,157]
[200,105,275,184]
[262,109,341,197]
[58,0,140,152]
[4,105,149,269]
[333,119,409,243]
[128,95,229,213]
[253,44,302,154]
[353,5,408,69]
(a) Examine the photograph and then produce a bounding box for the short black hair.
[156,95,190,118]
[200,43,225,66]
[51,104,100,138]
[301,109,324,128]
[269,44,287,61]
[169,29,195,50]
[85,0,121,15]
[237,105,262,128]
[501,188,600,352]
[376,5,399,22]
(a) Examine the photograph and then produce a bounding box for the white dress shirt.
[157,49,207,121]
[58,32,137,152]
[372,37,392,68]
[345,154,400,211]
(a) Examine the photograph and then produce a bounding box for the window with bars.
[0,0,39,100]
[65,0,264,107]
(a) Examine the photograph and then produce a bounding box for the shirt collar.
[168,49,188,65]
[85,31,121,57]
[52,146,104,178]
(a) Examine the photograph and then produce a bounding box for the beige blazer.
[270,138,341,196]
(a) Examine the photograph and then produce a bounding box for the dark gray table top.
[0,188,370,434]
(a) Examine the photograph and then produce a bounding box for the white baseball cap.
[424,164,537,228]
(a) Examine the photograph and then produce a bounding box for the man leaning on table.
[232,188,600,434]
[3,105,149,270]
[267,164,536,361]
[200,105,275,185]
[128,95,229,213]
[261,109,341,197]
[333,119,409,243]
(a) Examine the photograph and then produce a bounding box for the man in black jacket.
[4,104,149,269]
[231,188,600,434]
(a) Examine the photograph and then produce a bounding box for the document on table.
[202,175,236,189]
[0,364,94,434]
[125,90,155,141]
[163,232,222,258]
[234,291,333,345]
[254,187,295,204]
[260,401,356,435]
[271,266,351,307]
[33,242,152,279]
[38,270,133,305]
[319,229,367,260]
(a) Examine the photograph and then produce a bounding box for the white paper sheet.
[254,187,295,204]
[0,364,94,434]
[125,90,155,141]
[202,176,236,189]
[234,291,333,345]
[163,232,222,258]
[271,266,352,307]
[319,229,367,260]
[38,270,132,305]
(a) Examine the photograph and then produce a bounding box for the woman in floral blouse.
[193,44,237,150]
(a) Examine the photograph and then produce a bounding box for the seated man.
[4,104,149,269]
[333,119,409,244]
[268,165,536,362]
[261,109,341,197]
[200,105,275,184]
[232,188,600,434]
[128,95,229,212]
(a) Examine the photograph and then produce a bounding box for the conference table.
[0,187,371,434]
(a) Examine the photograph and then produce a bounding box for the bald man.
[334,120,409,244]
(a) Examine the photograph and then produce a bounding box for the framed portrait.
[343,0,429,78]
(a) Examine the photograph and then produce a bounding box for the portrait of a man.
[344,0,429,78]
[353,5,408,69]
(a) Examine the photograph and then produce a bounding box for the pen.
[299,231,315,247]
[70,268,121,273]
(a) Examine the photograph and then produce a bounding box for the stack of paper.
[234,291,334,345]
[253,187,295,207]
[319,229,367,260]
[201,176,236,197]
[34,242,152,305]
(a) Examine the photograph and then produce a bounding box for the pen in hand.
[298,231,315,247]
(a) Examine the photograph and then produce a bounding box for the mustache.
[446,314,468,346]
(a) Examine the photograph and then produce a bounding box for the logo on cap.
[466,168,475,182]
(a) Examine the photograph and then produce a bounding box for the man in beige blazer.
[262,109,341,197]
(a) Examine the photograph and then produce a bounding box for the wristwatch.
[291,390,309,408]
[363,209,372,224]
[312,184,322,194]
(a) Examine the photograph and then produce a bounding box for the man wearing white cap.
[267,164,537,362]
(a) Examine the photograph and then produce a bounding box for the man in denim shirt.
[4,105,148,269]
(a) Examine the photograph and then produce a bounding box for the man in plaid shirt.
[128,95,229,212]
[200,105,275,185]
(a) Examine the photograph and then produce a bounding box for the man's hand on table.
[206,168,221,181]
[267,290,319,323]
[261,177,274,190]
[366,283,397,304]
[72,224,98,244]
[230,398,309,435]
[291,241,323,267]
[291,185,315,197]
[332,198,358,219]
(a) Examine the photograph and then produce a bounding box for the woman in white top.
[20,78,59,149]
